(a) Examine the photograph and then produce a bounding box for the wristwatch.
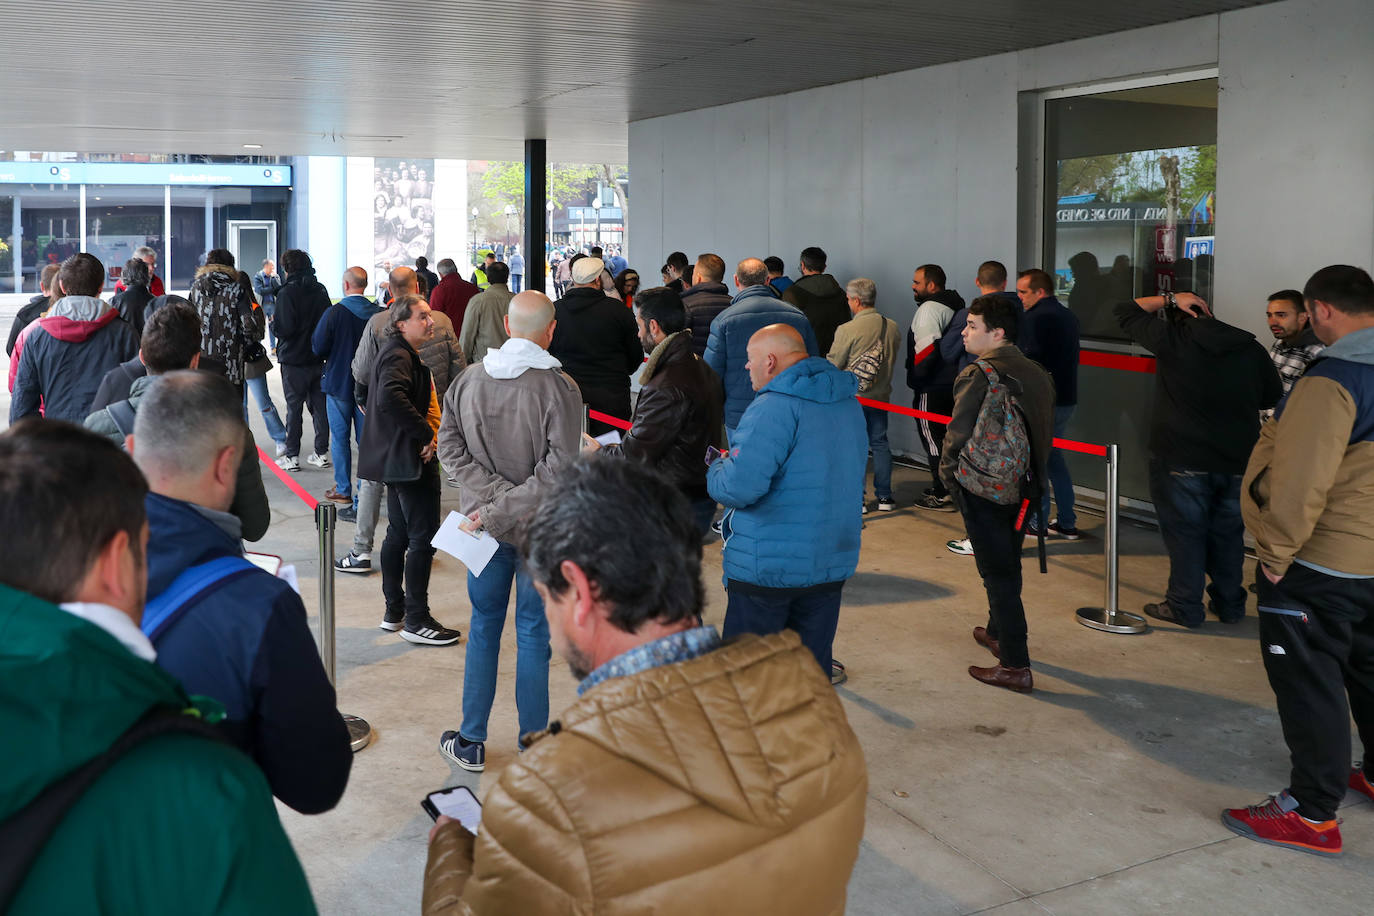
[1162,291,1177,309]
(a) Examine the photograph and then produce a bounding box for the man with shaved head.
[704,258,819,441]
[436,290,585,772]
[707,322,867,684]
[312,266,384,511]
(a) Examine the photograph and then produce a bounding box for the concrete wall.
[629,0,1374,468]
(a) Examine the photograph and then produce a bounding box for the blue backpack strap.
[140,556,257,641]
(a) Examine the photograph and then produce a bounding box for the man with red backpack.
[940,295,1055,693]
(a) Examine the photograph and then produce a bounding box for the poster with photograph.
[373,158,435,286]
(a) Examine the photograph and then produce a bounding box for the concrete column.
[524,139,547,294]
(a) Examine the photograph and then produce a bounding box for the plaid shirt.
[1266,333,1324,418]
[578,625,721,695]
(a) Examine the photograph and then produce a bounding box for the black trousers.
[381,459,441,625]
[955,485,1030,668]
[281,363,328,458]
[916,388,954,496]
[1255,562,1374,821]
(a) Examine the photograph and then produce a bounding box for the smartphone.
[421,785,482,833]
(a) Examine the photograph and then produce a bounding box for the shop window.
[1044,78,1218,341]
[84,185,164,288]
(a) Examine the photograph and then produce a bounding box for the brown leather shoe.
[968,664,1033,693]
[972,626,1000,660]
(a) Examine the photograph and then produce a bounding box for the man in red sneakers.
[1223,265,1374,857]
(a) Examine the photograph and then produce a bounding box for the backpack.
[846,318,893,393]
[956,359,1031,506]
[0,707,227,909]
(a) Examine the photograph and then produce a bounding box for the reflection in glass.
[1045,79,1218,341]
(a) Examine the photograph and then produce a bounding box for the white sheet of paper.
[432,511,501,576]
[594,430,622,447]
[278,564,301,595]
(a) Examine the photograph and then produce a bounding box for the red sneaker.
[1222,791,1342,857]
[1351,764,1374,803]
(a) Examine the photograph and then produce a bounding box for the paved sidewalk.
[3,311,1372,913]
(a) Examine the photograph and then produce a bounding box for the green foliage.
[478,162,619,211]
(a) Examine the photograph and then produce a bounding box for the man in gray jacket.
[827,277,901,513]
[458,261,513,364]
[435,291,584,772]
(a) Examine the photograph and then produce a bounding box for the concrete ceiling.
[1,1,1272,163]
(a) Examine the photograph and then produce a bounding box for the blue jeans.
[326,395,363,502]
[1037,404,1077,529]
[460,542,551,744]
[264,303,276,349]
[510,274,523,293]
[1147,458,1246,625]
[723,581,844,676]
[862,405,892,501]
[244,375,287,447]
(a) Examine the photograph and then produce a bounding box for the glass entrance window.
[17,184,79,294]
[1044,78,1218,341]
[84,185,164,289]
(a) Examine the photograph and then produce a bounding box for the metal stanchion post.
[315,502,374,751]
[1075,443,1147,634]
[582,405,589,437]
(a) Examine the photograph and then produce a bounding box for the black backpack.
[0,708,226,908]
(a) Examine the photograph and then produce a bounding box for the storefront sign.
[0,162,292,187]
[1057,204,1168,223]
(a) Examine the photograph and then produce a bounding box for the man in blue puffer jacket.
[704,258,818,440]
[707,324,866,677]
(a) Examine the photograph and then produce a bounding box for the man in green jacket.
[0,420,316,914]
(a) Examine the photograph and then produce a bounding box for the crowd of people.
[2,237,1373,910]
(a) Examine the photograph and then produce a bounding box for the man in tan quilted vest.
[423,457,868,915]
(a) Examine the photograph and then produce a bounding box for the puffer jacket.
[422,630,867,916]
[681,281,732,356]
[703,285,819,428]
[9,295,138,423]
[189,263,263,385]
[605,330,723,499]
[437,338,583,542]
[783,272,851,357]
[354,308,466,405]
[906,288,965,395]
[1244,326,1374,579]
[708,357,866,588]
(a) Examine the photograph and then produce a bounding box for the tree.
[477,162,617,212]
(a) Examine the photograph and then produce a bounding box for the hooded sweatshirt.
[782,273,851,357]
[438,338,583,542]
[312,293,384,400]
[1244,325,1374,579]
[708,356,867,589]
[1115,300,1282,473]
[0,583,316,914]
[905,288,966,395]
[549,286,643,394]
[274,266,331,367]
[9,295,138,423]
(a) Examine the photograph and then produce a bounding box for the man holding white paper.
[435,291,584,773]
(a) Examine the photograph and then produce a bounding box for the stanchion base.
[1076,607,1148,634]
[345,715,373,753]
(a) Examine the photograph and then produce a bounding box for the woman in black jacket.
[356,294,461,646]
[113,257,155,336]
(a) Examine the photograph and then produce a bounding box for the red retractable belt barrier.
[257,446,321,509]
[1080,350,1157,374]
[589,398,1109,457]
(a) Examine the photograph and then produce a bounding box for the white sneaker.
[306,452,331,469]
[946,538,974,556]
[275,455,300,472]
[275,442,288,457]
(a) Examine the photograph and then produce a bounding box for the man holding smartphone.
[423,458,867,914]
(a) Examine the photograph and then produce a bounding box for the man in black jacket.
[273,248,332,472]
[356,295,460,646]
[586,286,724,535]
[782,246,851,357]
[1115,291,1282,628]
[550,256,643,435]
[681,253,733,357]
[907,263,965,511]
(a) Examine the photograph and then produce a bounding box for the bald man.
[707,323,867,683]
[704,258,819,441]
[436,290,585,771]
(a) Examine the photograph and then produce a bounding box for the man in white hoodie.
[435,291,584,772]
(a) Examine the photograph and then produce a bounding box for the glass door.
[227,220,276,277]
